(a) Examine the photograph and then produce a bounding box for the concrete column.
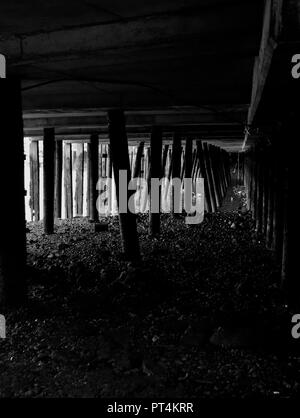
[64,142,73,219]
[43,128,55,234]
[29,140,40,221]
[0,81,27,307]
[88,134,99,222]
[54,139,62,219]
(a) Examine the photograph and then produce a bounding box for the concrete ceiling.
[0,0,265,151]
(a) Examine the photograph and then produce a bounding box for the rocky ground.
[0,187,299,398]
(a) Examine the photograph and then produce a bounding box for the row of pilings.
[0,89,233,307]
[242,127,291,307]
[27,136,231,223]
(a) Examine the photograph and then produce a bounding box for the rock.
[99,249,111,259]
[58,242,69,251]
[181,326,207,347]
[209,326,254,348]
[240,206,248,215]
[94,222,109,232]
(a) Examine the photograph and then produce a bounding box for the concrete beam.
[23,109,246,131]
[247,0,283,127]
[2,3,260,64]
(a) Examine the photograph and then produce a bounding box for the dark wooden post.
[88,134,99,222]
[252,146,259,221]
[255,146,264,233]
[64,142,73,219]
[249,148,255,213]
[86,143,90,217]
[162,144,169,177]
[266,155,274,247]
[197,140,213,213]
[54,139,62,219]
[218,147,227,198]
[29,140,40,221]
[0,81,27,307]
[107,144,113,214]
[107,109,140,259]
[185,137,193,179]
[262,147,269,237]
[149,127,163,235]
[133,141,144,179]
[272,147,284,258]
[203,142,219,209]
[171,133,182,214]
[281,166,288,286]
[211,145,223,204]
[142,147,151,212]
[43,128,55,234]
[74,143,84,216]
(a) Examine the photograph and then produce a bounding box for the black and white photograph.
[0,0,298,405]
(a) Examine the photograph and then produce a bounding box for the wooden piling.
[184,137,193,179]
[43,128,55,234]
[64,142,73,219]
[203,142,219,209]
[171,133,182,214]
[196,140,213,213]
[108,109,140,260]
[0,81,27,307]
[133,141,144,179]
[88,134,99,222]
[162,144,169,177]
[74,143,84,216]
[54,139,62,219]
[149,127,163,235]
[29,140,40,221]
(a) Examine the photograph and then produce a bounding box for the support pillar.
[184,137,193,179]
[54,139,62,219]
[0,81,27,307]
[64,142,73,219]
[29,140,40,221]
[133,141,144,179]
[88,134,99,222]
[171,133,182,214]
[108,110,140,260]
[203,142,219,209]
[149,127,163,235]
[197,140,213,213]
[74,143,84,216]
[43,128,55,234]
